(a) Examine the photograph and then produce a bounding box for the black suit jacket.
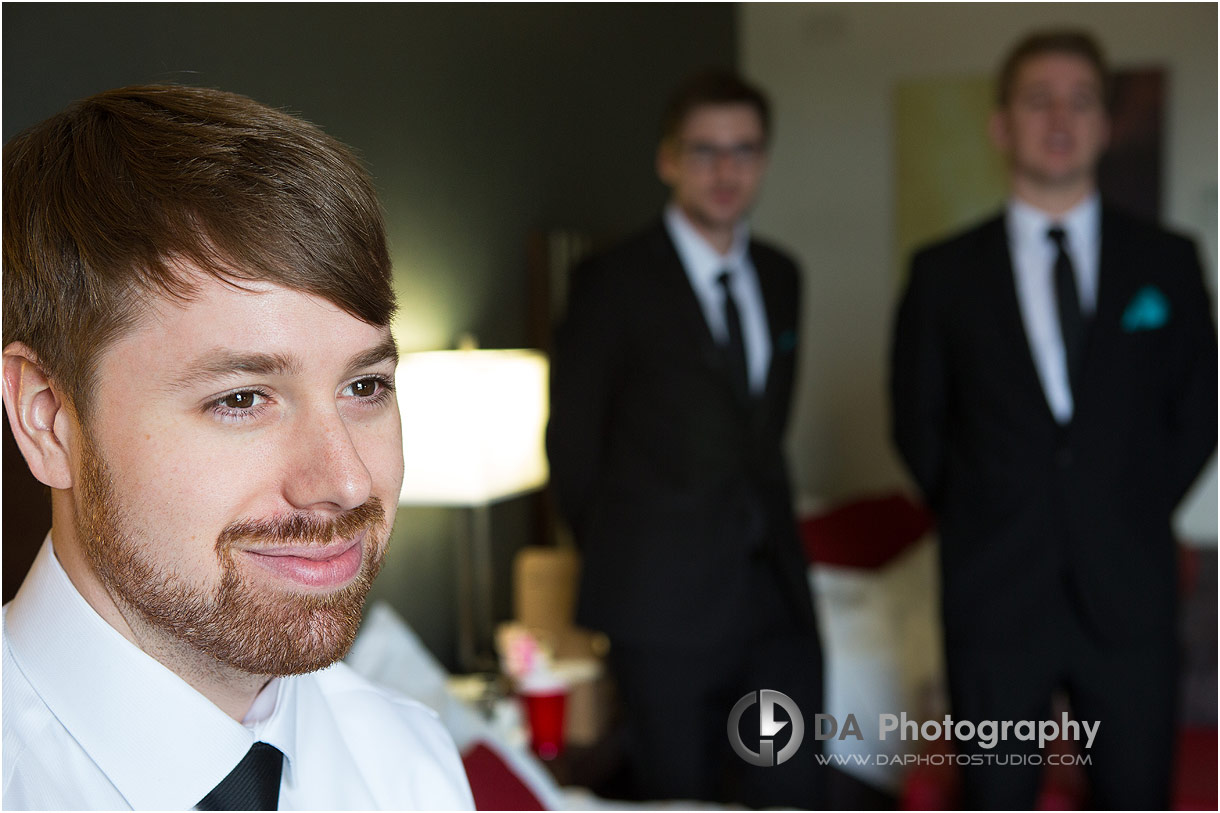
[891,207,1217,646]
[547,220,814,647]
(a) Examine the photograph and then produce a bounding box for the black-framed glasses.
[680,140,766,168]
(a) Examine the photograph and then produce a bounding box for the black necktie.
[197,742,283,811]
[1048,226,1086,399]
[717,270,749,398]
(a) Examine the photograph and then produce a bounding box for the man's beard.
[75,433,387,676]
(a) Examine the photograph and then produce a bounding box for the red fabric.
[461,741,546,811]
[1173,727,1219,810]
[900,737,959,810]
[1179,546,1201,595]
[800,493,935,569]
[901,727,1218,810]
[900,735,1087,810]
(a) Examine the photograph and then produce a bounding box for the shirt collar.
[1006,192,1100,255]
[664,203,751,285]
[3,535,299,810]
[247,676,302,788]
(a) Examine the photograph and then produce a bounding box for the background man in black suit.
[891,31,1216,809]
[547,71,822,806]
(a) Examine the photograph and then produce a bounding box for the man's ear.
[987,109,1011,153]
[656,140,678,187]
[2,343,75,489]
[1098,115,1112,155]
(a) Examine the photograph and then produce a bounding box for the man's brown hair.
[997,30,1112,110]
[3,84,395,420]
[659,69,772,145]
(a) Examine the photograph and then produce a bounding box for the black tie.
[1048,226,1086,399]
[197,742,283,811]
[717,270,749,398]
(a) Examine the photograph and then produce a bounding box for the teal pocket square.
[1121,285,1170,332]
[776,328,798,353]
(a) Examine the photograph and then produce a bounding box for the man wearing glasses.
[548,70,822,807]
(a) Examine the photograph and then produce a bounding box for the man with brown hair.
[891,30,1216,808]
[548,71,822,806]
[2,85,473,810]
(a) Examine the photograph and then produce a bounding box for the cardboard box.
[506,546,615,746]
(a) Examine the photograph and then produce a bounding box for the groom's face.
[71,269,404,676]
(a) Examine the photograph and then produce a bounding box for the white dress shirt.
[3,537,475,811]
[1006,194,1101,423]
[664,204,772,395]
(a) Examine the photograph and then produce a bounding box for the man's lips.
[1044,132,1076,152]
[239,532,366,590]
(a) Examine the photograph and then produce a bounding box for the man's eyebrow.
[345,335,399,377]
[170,351,301,390]
[168,336,396,391]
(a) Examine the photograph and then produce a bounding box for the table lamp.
[396,347,549,671]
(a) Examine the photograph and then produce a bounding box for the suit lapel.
[1076,208,1135,417]
[984,216,1062,427]
[650,224,735,386]
[753,251,789,416]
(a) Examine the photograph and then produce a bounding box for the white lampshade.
[397,348,549,506]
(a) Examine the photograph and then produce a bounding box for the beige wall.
[741,2,1218,541]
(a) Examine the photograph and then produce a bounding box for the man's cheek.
[354,425,404,492]
[118,446,253,537]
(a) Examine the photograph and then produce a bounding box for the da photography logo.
[728,690,804,767]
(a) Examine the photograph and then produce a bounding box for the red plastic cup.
[521,688,567,760]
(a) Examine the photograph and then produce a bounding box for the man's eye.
[345,376,393,399]
[350,379,378,397]
[1071,94,1100,112]
[220,391,262,410]
[1020,92,1050,110]
[730,144,763,163]
[206,389,270,421]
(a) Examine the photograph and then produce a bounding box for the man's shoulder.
[309,660,445,726]
[581,220,670,272]
[3,629,49,775]
[910,211,1006,270]
[2,605,58,754]
[578,220,799,272]
[301,663,473,808]
[307,661,462,763]
[1102,205,1200,253]
[3,628,129,810]
[748,235,800,276]
[564,220,674,303]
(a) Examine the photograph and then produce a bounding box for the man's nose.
[710,152,744,182]
[1048,98,1075,125]
[281,405,373,513]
